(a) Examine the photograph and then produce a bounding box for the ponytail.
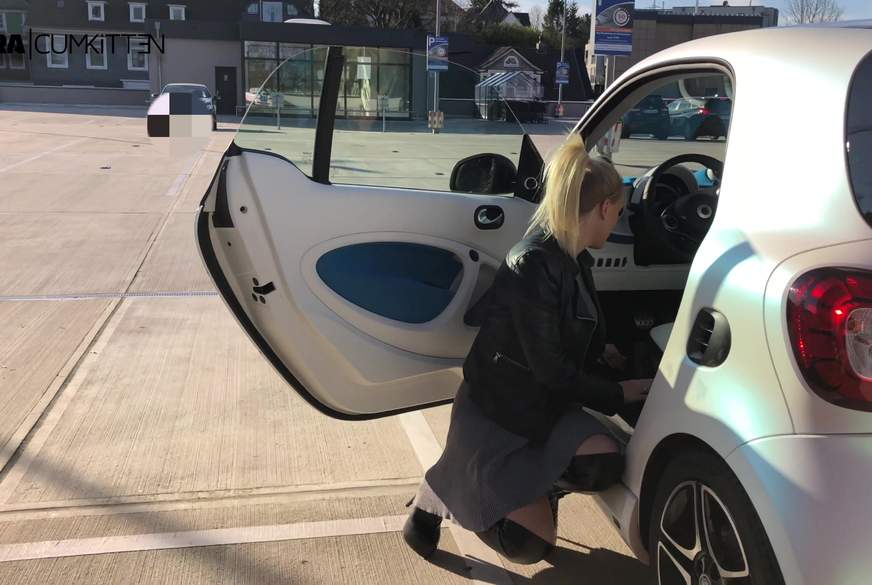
[526,133,622,258]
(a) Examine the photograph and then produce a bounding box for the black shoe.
[403,507,442,559]
[548,487,570,527]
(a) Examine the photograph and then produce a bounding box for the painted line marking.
[0,138,89,174]
[0,515,407,563]
[0,478,422,521]
[0,291,218,303]
[398,411,514,585]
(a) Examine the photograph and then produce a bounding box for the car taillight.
[698,107,711,115]
[787,268,872,411]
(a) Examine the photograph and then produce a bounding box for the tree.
[542,1,589,49]
[318,0,429,28]
[785,0,843,23]
[468,0,519,14]
[529,6,544,30]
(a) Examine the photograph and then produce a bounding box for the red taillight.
[787,269,872,411]
[698,107,711,115]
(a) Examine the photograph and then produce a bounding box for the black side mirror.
[450,154,517,195]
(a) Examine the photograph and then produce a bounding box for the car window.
[610,73,732,179]
[706,98,732,114]
[327,48,535,193]
[235,45,328,177]
[847,51,872,228]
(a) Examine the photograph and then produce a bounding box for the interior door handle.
[475,206,504,230]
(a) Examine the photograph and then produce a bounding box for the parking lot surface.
[0,105,656,584]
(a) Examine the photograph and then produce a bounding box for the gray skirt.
[413,381,614,533]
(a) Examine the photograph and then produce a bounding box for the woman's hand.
[620,378,652,403]
[601,343,628,370]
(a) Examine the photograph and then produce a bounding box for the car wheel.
[685,127,698,141]
[648,449,784,585]
[621,124,631,138]
[213,116,218,131]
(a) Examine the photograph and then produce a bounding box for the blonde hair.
[525,133,623,258]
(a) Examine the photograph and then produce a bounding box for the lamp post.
[433,0,441,134]
[558,0,567,109]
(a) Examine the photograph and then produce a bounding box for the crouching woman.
[403,133,651,564]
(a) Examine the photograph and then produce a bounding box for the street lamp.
[558,0,567,111]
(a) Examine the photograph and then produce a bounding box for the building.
[585,3,778,93]
[26,0,312,89]
[477,1,532,28]
[0,0,28,81]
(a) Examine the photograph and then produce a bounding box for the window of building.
[503,55,519,67]
[287,4,298,16]
[46,34,68,69]
[247,2,259,14]
[262,1,283,22]
[87,1,106,21]
[129,2,146,22]
[86,36,108,69]
[9,53,25,70]
[0,13,6,32]
[168,4,186,20]
[127,37,148,71]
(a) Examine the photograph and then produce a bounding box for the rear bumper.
[726,434,872,585]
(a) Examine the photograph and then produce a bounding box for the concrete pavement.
[0,106,656,584]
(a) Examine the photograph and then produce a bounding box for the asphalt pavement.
[0,106,672,584]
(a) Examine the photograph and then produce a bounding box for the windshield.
[163,85,209,98]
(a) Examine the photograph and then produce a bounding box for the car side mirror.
[450,154,517,195]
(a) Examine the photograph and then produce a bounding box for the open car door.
[197,46,546,418]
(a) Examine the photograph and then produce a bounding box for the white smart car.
[197,23,872,585]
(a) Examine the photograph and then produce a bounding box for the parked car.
[197,23,872,585]
[669,96,732,140]
[621,94,671,139]
[155,83,217,130]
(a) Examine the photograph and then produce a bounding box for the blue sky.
[512,0,872,21]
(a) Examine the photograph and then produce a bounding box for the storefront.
[243,41,415,119]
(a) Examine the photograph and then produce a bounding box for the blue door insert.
[316,242,464,324]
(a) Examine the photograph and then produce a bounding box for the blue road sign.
[594,0,634,56]
[427,36,449,71]
[556,61,570,85]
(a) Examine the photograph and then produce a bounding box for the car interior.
[448,72,731,427]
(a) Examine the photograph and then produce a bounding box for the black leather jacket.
[462,227,625,444]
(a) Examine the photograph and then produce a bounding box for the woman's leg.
[575,433,619,455]
[477,497,556,565]
[556,433,625,493]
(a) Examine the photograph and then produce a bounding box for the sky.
[511,0,872,21]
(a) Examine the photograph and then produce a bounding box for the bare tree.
[786,0,844,24]
[529,6,544,29]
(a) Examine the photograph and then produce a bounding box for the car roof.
[163,83,209,92]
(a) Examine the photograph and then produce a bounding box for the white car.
[154,83,218,130]
[197,24,872,585]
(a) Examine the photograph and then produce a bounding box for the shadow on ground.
[428,535,653,584]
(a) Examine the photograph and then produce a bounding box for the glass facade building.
[244,41,413,119]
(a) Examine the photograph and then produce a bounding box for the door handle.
[475,205,504,230]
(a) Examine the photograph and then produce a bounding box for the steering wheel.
[640,154,724,263]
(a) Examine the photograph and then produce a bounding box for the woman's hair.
[525,133,623,258]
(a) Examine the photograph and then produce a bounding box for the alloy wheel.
[657,481,751,585]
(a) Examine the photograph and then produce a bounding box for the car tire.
[648,449,785,585]
[621,124,631,138]
[212,115,218,131]
[685,127,698,141]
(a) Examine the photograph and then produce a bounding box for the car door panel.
[200,147,537,417]
[198,46,545,417]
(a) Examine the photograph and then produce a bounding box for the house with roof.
[477,0,531,28]
[0,0,28,81]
